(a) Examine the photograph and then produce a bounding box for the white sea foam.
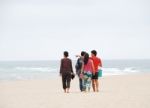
[102,67,139,76]
[123,67,139,73]
[14,67,57,72]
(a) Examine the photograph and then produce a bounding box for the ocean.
[0,60,150,81]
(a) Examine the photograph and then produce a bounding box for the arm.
[81,61,84,74]
[75,55,81,57]
[91,60,95,74]
[60,59,63,75]
[99,58,102,68]
[75,58,79,74]
[70,60,73,73]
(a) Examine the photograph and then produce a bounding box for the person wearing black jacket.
[75,51,86,92]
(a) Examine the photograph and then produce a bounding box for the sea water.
[0,60,150,81]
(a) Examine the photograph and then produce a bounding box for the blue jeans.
[79,78,83,91]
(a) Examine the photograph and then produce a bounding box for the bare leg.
[96,79,99,92]
[92,79,96,92]
[92,80,94,92]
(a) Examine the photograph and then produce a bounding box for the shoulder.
[97,57,101,61]
[67,58,72,62]
[77,58,80,61]
[60,59,64,65]
[91,56,100,62]
[89,59,93,63]
[89,57,93,61]
[68,58,72,60]
[96,57,100,60]
[93,56,100,60]
[79,57,83,61]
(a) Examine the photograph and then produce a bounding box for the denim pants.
[79,78,83,91]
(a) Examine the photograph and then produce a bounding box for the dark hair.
[81,51,86,56]
[84,53,89,65]
[64,51,68,57]
[91,50,97,56]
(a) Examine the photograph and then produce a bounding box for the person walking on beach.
[75,51,86,92]
[90,50,102,92]
[60,51,74,93]
[81,53,95,92]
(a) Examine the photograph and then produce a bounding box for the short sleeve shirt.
[90,56,102,72]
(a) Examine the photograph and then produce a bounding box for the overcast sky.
[0,0,150,60]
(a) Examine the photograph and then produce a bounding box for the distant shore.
[0,73,150,108]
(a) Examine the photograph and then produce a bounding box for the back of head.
[81,51,86,56]
[91,50,97,56]
[64,51,69,57]
[84,53,89,65]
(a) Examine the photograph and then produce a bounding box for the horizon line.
[0,58,150,61]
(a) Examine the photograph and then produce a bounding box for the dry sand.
[0,74,150,108]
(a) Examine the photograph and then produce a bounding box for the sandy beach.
[0,74,150,108]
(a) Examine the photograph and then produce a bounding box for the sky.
[0,0,150,60]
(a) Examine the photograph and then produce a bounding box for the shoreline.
[0,72,149,82]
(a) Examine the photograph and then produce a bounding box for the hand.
[75,55,80,57]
